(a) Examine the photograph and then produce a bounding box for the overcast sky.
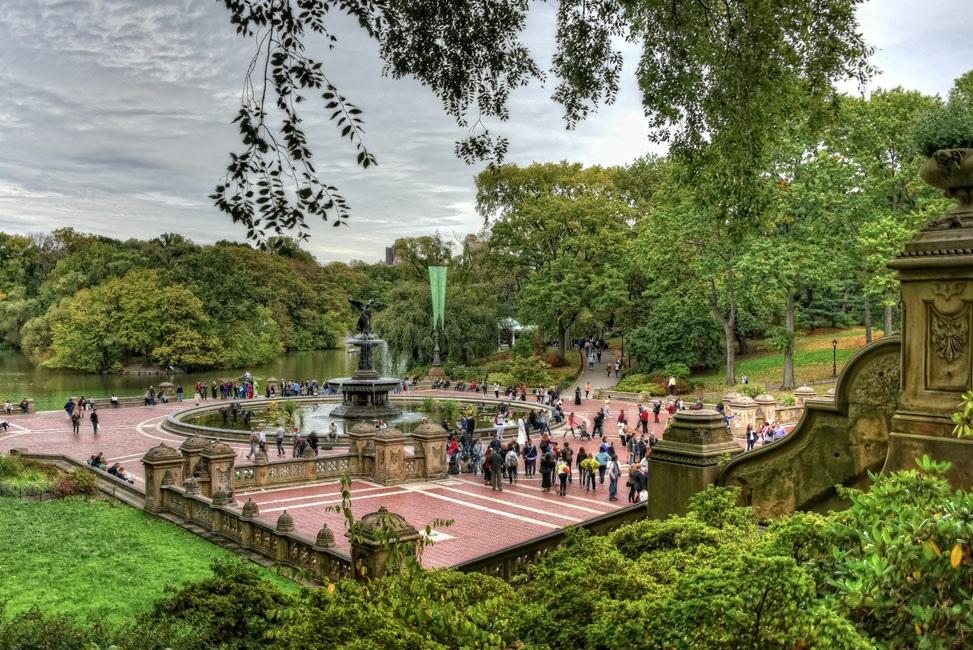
[0,1,969,263]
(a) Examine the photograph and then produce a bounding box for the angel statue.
[349,298,377,337]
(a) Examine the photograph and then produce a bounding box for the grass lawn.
[0,496,296,624]
[691,327,889,393]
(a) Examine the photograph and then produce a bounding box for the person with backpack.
[595,448,609,484]
[561,442,574,483]
[607,454,621,502]
[275,425,286,456]
[556,458,570,496]
[627,465,640,503]
[652,399,662,423]
[505,445,519,485]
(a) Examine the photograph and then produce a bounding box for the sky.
[0,0,969,263]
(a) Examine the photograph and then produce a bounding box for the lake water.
[0,349,356,411]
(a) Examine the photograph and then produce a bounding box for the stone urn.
[919,148,973,215]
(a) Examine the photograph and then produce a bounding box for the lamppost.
[832,339,838,377]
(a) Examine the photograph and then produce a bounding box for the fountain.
[327,298,402,419]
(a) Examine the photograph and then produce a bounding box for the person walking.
[90,410,99,435]
[584,382,591,399]
[489,446,504,492]
[505,446,519,485]
[668,376,677,395]
[566,412,579,438]
[540,450,555,492]
[745,424,757,451]
[653,399,662,423]
[275,425,285,456]
[176,384,184,402]
[574,386,582,405]
[581,454,598,492]
[308,430,319,456]
[607,454,620,501]
[627,465,640,503]
[247,430,258,460]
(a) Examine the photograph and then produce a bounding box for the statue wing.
[349,299,365,311]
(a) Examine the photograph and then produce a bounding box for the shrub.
[913,100,973,156]
[52,476,79,499]
[72,467,98,496]
[733,382,765,399]
[778,393,796,407]
[656,362,692,381]
[510,335,534,359]
[540,349,565,367]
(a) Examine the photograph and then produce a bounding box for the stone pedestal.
[141,443,184,513]
[179,435,208,479]
[794,385,817,408]
[200,440,236,501]
[347,506,420,581]
[347,422,376,473]
[648,410,742,519]
[887,201,973,486]
[372,427,408,484]
[727,395,757,435]
[411,421,449,479]
[754,394,777,424]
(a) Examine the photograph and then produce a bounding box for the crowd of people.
[3,399,32,415]
[64,396,99,435]
[86,452,135,484]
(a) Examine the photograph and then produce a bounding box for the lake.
[0,349,357,411]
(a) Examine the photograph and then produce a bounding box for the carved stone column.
[411,421,449,479]
[648,410,742,519]
[347,422,376,474]
[754,394,777,425]
[793,385,817,408]
[141,443,184,513]
[372,427,408,484]
[179,435,208,479]
[727,395,757,436]
[200,440,237,501]
[887,191,973,485]
[347,506,420,581]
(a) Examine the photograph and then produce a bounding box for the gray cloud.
[0,0,969,262]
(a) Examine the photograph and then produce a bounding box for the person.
[616,410,627,439]
[523,440,537,477]
[638,406,649,434]
[247,430,259,460]
[593,409,605,438]
[505,445,519,484]
[0,419,8,432]
[741,374,749,385]
[595,447,609,485]
[613,360,620,379]
[668,376,676,395]
[494,412,505,440]
[116,466,135,484]
[19,398,29,414]
[258,429,267,454]
[566,412,579,438]
[90,409,99,435]
[176,384,184,402]
[275,425,285,456]
[745,424,758,451]
[88,452,106,469]
[3,400,11,415]
[517,417,528,447]
[576,446,588,486]
[581,453,598,492]
[556,457,570,496]
[193,385,201,405]
[584,381,591,399]
[574,386,582,405]
[652,399,662,423]
[489,444,504,491]
[607,454,620,501]
[110,392,119,407]
[627,464,640,503]
[308,430,319,456]
[471,439,484,476]
[561,442,574,483]
[64,398,75,418]
[493,382,500,399]
[540,449,556,492]
[70,409,81,435]
[773,422,787,441]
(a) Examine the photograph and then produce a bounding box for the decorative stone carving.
[933,281,966,301]
[183,476,201,495]
[276,510,296,532]
[241,498,259,519]
[315,524,336,549]
[930,306,969,362]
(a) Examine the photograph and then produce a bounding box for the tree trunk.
[884,304,894,336]
[863,294,872,343]
[782,291,796,390]
[708,281,736,386]
[558,325,568,359]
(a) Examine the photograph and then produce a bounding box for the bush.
[625,294,722,370]
[615,373,666,394]
[539,350,565,367]
[510,335,534,359]
[72,468,98,496]
[913,100,973,156]
[733,382,765,399]
[656,362,692,381]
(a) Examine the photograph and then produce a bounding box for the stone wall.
[717,338,900,519]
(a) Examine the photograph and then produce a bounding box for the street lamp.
[832,339,838,377]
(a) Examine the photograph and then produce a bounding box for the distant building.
[384,246,398,266]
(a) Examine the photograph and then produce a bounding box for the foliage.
[826,457,973,648]
[734,382,766,399]
[624,294,723,371]
[486,355,554,388]
[0,456,57,496]
[950,389,973,438]
[913,98,973,156]
[614,373,667,395]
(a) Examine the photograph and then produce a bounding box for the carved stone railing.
[452,502,647,579]
[232,453,362,490]
[161,485,352,582]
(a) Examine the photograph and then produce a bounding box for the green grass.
[0,496,296,624]
[691,327,886,392]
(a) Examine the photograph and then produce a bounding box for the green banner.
[428,266,447,329]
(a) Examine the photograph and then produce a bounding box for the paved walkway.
[0,357,673,569]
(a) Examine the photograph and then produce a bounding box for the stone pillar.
[200,440,236,501]
[648,410,743,519]
[240,498,259,548]
[754,394,777,425]
[347,506,420,581]
[727,395,757,436]
[179,435,209,479]
[141,443,184,513]
[266,377,280,395]
[411,421,449,479]
[275,511,295,562]
[347,422,376,474]
[793,385,816,408]
[886,179,973,486]
[372,427,408,484]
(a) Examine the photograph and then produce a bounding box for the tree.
[215,1,872,241]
